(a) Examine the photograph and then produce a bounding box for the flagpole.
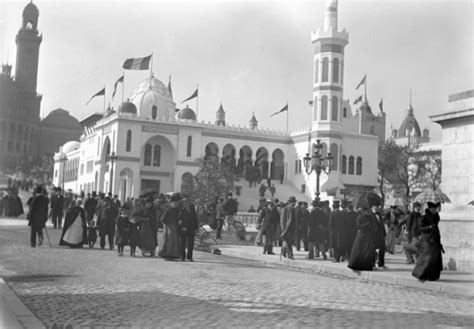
[196,84,199,120]
[122,72,125,104]
[149,52,153,89]
[364,75,367,101]
[103,85,106,112]
[286,102,289,133]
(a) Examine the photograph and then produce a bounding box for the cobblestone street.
[0,223,473,328]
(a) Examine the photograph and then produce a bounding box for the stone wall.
[439,215,474,272]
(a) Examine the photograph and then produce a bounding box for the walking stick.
[43,226,52,248]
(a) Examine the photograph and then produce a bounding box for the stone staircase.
[233,179,311,212]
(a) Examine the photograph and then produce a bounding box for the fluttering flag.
[379,98,383,112]
[112,75,124,99]
[168,75,173,100]
[356,74,366,90]
[86,87,105,105]
[353,95,363,105]
[270,103,288,117]
[122,54,152,70]
[181,88,198,103]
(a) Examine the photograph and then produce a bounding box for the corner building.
[53,0,383,202]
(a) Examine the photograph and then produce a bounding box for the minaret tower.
[311,0,348,131]
[15,1,42,94]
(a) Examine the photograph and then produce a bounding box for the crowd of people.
[18,182,444,280]
[253,196,444,282]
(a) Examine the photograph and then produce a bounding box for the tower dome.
[176,105,196,121]
[41,109,81,131]
[249,112,258,129]
[22,2,39,29]
[118,100,137,114]
[398,104,421,138]
[129,76,176,120]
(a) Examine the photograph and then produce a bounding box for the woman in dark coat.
[115,208,131,256]
[158,193,181,260]
[60,199,87,248]
[412,202,443,281]
[259,200,279,255]
[348,208,376,271]
[133,197,158,257]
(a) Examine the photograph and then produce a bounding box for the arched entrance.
[270,148,285,181]
[98,136,112,193]
[181,172,194,197]
[204,142,219,161]
[221,143,236,171]
[119,168,134,202]
[255,147,269,179]
[237,145,253,178]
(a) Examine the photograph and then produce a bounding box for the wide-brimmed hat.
[332,200,340,208]
[288,196,297,203]
[427,202,440,209]
[312,199,320,207]
[413,201,421,208]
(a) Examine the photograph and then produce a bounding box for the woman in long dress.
[60,199,87,248]
[158,193,181,260]
[348,208,376,271]
[412,202,443,281]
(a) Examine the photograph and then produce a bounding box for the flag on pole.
[270,103,288,117]
[356,74,366,89]
[112,75,124,99]
[86,87,105,105]
[168,75,173,100]
[181,88,198,103]
[353,95,363,105]
[122,54,152,70]
[379,98,383,112]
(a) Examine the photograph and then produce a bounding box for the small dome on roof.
[61,141,80,154]
[177,105,196,120]
[118,100,137,114]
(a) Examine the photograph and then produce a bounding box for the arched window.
[314,59,319,83]
[186,136,192,157]
[356,156,362,175]
[348,156,355,175]
[144,144,152,166]
[153,145,161,167]
[313,97,318,121]
[341,155,347,174]
[333,58,339,83]
[126,130,132,152]
[321,96,328,120]
[331,96,338,121]
[322,58,329,82]
[152,105,157,120]
[343,107,347,118]
[330,143,338,171]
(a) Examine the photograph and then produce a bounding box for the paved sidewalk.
[209,244,474,297]
[0,279,45,329]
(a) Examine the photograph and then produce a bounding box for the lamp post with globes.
[303,139,333,199]
[109,151,117,194]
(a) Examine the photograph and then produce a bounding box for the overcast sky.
[1,0,473,141]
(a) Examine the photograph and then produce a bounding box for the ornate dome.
[398,105,421,138]
[61,141,80,154]
[41,109,82,131]
[129,76,175,118]
[118,100,137,114]
[177,105,196,120]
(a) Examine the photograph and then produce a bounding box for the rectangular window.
[86,160,94,173]
[295,160,298,174]
[301,184,306,193]
[7,141,13,152]
[80,163,85,175]
[55,170,58,178]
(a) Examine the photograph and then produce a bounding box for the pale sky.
[1,0,473,141]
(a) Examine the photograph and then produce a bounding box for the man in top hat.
[258,199,279,255]
[28,186,49,247]
[97,196,116,250]
[403,201,422,264]
[294,202,309,252]
[50,187,65,229]
[307,198,328,259]
[178,194,199,261]
[84,192,98,225]
[341,200,357,259]
[371,203,387,268]
[280,196,297,259]
[329,200,345,262]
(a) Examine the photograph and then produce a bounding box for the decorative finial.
[409,88,412,107]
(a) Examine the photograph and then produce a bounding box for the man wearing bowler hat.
[280,196,297,259]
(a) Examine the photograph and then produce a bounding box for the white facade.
[53,0,381,202]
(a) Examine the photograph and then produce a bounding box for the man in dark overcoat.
[258,199,279,255]
[341,201,358,259]
[178,194,199,261]
[307,199,320,259]
[314,200,330,259]
[294,202,309,252]
[329,200,345,262]
[97,197,116,250]
[371,204,387,268]
[84,192,98,225]
[280,196,297,259]
[50,187,65,229]
[28,186,49,247]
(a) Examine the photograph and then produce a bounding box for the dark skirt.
[129,223,140,247]
[412,234,443,281]
[139,220,157,252]
[348,227,375,271]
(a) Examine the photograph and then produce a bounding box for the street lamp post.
[60,154,68,189]
[303,139,333,199]
[109,151,117,194]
